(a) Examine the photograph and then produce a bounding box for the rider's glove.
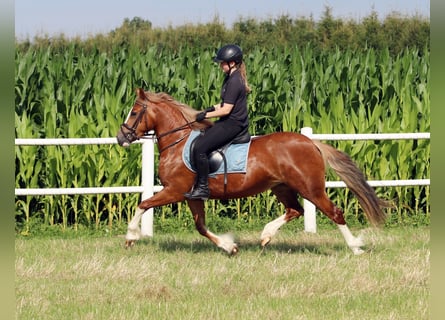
[196,111,207,122]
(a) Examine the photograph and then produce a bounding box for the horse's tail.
[313,140,389,227]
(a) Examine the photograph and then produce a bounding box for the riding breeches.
[192,119,245,160]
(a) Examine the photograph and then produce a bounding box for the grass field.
[15,226,429,320]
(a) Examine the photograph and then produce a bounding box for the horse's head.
[117,88,213,149]
[116,88,154,147]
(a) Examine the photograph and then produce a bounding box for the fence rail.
[15,128,430,235]
[15,137,158,236]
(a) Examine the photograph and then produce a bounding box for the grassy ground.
[15,226,429,320]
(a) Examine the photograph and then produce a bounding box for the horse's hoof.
[125,240,136,249]
[231,243,239,256]
[261,237,271,247]
[352,247,365,255]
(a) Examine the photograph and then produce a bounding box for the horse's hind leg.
[260,184,304,247]
[309,191,365,255]
[187,199,238,255]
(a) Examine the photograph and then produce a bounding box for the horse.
[116,88,388,255]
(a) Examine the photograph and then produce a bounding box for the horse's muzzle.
[116,135,130,148]
[116,126,136,147]
[120,140,131,148]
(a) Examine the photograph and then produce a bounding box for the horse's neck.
[155,104,185,131]
[153,105,191,152]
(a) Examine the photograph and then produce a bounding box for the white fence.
[15,137,159,237]
[15,127,430,235]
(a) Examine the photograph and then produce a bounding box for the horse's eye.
[131,112,137,116]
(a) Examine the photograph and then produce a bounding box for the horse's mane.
[145,91,213,130]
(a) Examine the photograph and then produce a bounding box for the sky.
[15,0,430,39]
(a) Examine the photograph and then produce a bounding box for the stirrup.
[184,187,210,200]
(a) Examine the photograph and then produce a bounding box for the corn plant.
[15,44,430,232]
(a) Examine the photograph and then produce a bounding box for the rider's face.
[220,61,234,74]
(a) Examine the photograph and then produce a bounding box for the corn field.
[15,44,430,233]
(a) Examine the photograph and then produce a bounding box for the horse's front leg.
[125,207,145,247]
[125,188,182,248]
[187,200,238,255]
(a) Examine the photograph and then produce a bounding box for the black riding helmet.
[213,44,243,64]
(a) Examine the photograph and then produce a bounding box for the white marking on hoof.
[352,233,365,248]
[125,207,145,244]
[352,247,365,255]
[260,215,287,245]
[337,224,366,255]
[261,236,271,247]
[125,227,141,242]
[218,233,237,255]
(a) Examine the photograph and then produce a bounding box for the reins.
[143,123,195,154]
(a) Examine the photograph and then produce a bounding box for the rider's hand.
[196,111,207,122]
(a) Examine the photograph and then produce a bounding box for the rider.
[184,44,251,200]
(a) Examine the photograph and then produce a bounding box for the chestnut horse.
[116,88,387,255]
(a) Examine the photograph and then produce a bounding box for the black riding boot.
[184,153,210,200]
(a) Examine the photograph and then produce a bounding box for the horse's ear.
[136,88,146,99]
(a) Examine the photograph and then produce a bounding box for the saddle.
[189,126,251,173]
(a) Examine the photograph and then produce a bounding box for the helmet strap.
[227,61,238,75]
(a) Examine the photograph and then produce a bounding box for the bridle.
[119,100,149,143]
[119,99,198,153]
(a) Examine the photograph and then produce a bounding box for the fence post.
[140,139,154,237]
[300,127,317,233]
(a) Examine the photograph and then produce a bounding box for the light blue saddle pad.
[182,130,251,174]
